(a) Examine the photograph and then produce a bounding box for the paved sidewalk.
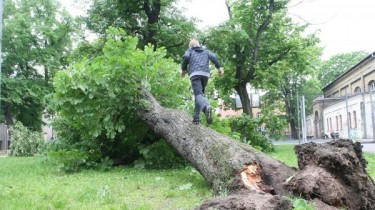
[272,138,375,153]
[0,151,7,157]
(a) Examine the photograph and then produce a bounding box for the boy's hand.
[181,70,186,78]
[218,67,224,76]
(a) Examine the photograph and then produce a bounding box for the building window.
[329,118,332,132]
[354,86,361,94]
[326,118,329,131]
[369,80,375,92]
[353,111,357,128]
[335,116,338,131]
[257,112,262,118]
[348,112,352,128]
[339,115,343,130]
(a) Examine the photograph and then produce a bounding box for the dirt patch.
[289,139,375,209]
[197,190,291,210]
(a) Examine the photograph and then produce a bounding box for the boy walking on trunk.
[181,39,224,124]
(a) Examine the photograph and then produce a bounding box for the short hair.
[189,39,200,48]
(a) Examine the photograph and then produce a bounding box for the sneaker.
[193,117,200,125]
[205,106,213,124]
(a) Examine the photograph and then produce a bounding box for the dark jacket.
[182,46,221,78]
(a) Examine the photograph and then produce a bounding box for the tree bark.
[285,102,299,139]
[235,83,253,116]
[3,102,13,126]
[143,0,161,49]
[137,90,375,209]
[137,90,293,193]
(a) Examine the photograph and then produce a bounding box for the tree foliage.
[262,30,322,139]
[9,121,45,156]
[204,0,318,118]
[52,27,190,165]
[82,0,197,60]
[318,51,369,87]
[2,0,76,129]
[202,0,322,139]
[230,115,274,152]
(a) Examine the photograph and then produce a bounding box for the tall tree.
[2,0,76,129]
[318,51,369,87]
[205,0,318,117]
[83,0,197,60]
[262,32,322,139]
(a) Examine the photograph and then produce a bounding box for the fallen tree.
[137,90,375,209]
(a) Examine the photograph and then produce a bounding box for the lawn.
[1,145,375,209]
[0,157,211,210]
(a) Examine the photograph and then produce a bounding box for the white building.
[307,52,375,140]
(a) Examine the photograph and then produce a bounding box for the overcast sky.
[179,0,375,60]
[62,0,375,60]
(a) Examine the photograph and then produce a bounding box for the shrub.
[48,149,89,173]
[9,122,45,156]
[134,138,187,169]
[230,115,274,152]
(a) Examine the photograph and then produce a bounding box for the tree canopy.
[204,0,321,119]
[82,0,197,60]
[52,27,190,165]
[318,51,369,87]
[1,0,76,130]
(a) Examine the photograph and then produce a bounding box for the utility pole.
[0,0,4,150]
[301,96,307,143]
[370,89,375,143]
[372,53,375,143]
[345,91,350,139]
[0,0,3,116]
[297,92,301,144]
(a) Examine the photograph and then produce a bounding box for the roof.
[322,51,375,91]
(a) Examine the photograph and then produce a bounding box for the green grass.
[364,153,375,178]
[1,146,375,210]
[0,157,211,210]
[267,145,298,168]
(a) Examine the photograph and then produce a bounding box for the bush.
[9,122,45,156]
[45,133,116,173]
[230,115,274,152]
[134,138,187,169]
[48,149,89,173]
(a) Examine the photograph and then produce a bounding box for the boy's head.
[189,39,200,48]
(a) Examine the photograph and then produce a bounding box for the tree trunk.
[285,96,299,139]
[138,90,293,192]
[137,90,375,209]
[235,83,253,116]
[143,0,160,49]
[3,102,13,126]
[287,105,299,139]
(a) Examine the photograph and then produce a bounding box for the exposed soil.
[197,190,291,210]
[289,140,375,209]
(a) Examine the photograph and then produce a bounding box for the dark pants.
[190,75,209,120]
